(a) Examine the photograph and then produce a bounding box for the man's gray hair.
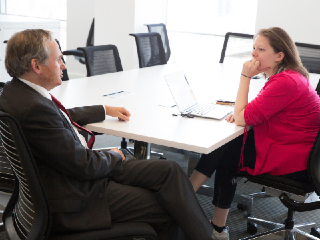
[5,29,53,78]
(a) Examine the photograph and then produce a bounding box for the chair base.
[196,185,272,217]
[242,216,317,240]
[241,226,319,240]
[234,192,272,217]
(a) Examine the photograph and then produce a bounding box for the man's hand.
[109,148,126,161]
[104,106,131,121]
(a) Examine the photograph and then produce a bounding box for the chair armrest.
[62,49,84,57]
[280,193,320,212]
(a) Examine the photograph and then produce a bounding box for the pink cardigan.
[241,69,320,175]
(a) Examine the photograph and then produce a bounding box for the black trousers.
[195,130,309,209]
[108,159,213,240]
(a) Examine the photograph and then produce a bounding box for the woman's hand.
[242,59,262,78]
[225,114,235,123]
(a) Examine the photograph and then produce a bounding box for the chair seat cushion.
[234,172,315,196]
[49,222,157,240]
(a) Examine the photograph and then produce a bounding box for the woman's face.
[251,35,284,77]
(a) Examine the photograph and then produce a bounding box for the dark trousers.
[108,159,213,240]
[195,130,309,209]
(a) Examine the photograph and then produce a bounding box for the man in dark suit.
[0,29,216,240]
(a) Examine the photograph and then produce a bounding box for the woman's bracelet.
[241,74,252,79]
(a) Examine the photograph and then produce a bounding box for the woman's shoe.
[211,227,229,240]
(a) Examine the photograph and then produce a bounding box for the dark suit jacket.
[0,78,123,232]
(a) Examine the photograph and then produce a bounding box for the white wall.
[66,0,95,78]
[255,0,320,44]
[95,0,166,70]
[67,0,166,77]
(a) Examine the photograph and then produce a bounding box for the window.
[167,0,257,35]
[4,0,66,20]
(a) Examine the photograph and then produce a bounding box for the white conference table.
[50,61,320,159]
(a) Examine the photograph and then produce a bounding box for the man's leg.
[110,159,213,240]
[106,180,178,240]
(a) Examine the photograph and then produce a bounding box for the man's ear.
[276,52,285,62]
[30,59,42,75]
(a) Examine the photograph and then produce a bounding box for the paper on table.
[103,91,133,98]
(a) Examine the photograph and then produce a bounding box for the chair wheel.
[159,156,166,159]
[310,227,320,238]
[247,222,258,234]
[237,203,247,211]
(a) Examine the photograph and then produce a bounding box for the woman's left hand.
[225,114,235,123]
[242,59,263,78]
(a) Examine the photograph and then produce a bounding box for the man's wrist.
[104,105,110,116]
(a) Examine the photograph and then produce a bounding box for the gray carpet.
[1,132,320,240]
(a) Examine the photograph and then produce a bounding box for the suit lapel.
[10,78,83,144]
[51,102,82,143]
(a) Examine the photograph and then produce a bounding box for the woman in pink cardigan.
[190,27,320,240]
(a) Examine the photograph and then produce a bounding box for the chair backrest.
[129,32,167,68]
[86,18,95,47]
[55,39,69,81]
[145,23,171,62]
[219,32,254,63]
[0,83,14,193]
[0,111,50,240]
[295,42,320,74]
[77,45,123,77]
[316,79,320,97]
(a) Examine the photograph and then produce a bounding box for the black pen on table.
[103,91,123,97]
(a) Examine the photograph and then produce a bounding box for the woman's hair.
[256,27,309,78]
[5,29,53,78]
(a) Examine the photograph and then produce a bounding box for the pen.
[103,91,123,97]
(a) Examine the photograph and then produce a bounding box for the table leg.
[186,151,201,177]
[133,141,151,159]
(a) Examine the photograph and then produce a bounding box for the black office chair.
[55,39,69,81]
[63,18,95,65]
[0,83,14,231]
[77,45,134,156]
[295,42,320,74]
[219,32,254,63]
[0,110,157,240]
[232,127,320,239]
[145,23,171,62]
[77,44,123,77]
[316,79,320,97]
[129,32,167,68]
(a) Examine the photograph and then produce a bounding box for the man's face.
[40,41,66,91]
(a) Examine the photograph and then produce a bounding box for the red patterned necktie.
[50,94,95,149]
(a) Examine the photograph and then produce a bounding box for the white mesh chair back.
[0,84,14,193]
[0,119,35,239]
[295,42,320,74]
[130,32,167,68]
[0,112,49,240]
